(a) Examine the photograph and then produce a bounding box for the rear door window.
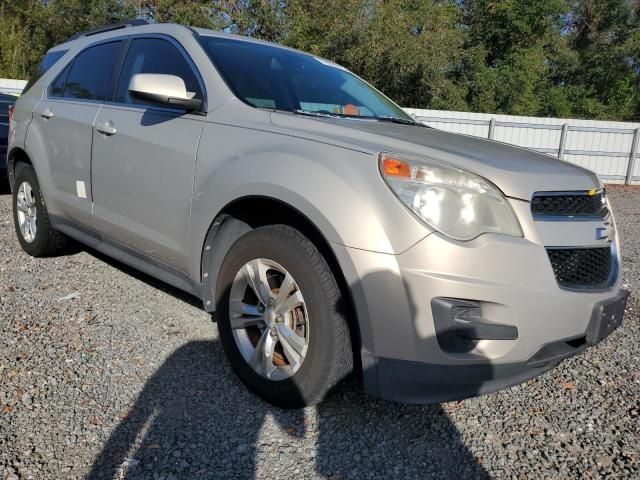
[114,38,202,106]
[63,41,124,101]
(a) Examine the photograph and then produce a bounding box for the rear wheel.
[12,163,69,257]
[216,224,353,408]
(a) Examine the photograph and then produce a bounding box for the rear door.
[31,40,125,226]
[90,36,206,272]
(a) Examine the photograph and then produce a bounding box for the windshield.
[199,36,413,121]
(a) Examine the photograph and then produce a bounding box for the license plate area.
[586,290,628,345]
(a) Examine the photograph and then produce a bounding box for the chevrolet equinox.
[7,20,627,408]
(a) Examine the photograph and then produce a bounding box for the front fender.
[188,122,430,282]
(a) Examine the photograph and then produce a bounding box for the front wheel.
[215,225,353,408]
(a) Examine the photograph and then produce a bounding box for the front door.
[90,36,206,273]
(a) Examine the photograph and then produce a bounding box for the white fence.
[405,108,640,185]
[0,79,26,96]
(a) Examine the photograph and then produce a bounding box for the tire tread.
[268,224,353,396]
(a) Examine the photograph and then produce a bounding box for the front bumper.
[362,289,627,403]
[333,216,627,403]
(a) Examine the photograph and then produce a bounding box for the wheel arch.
[7,146,33,190]
[200,195,362,356]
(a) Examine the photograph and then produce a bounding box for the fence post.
[626,128,640,185]
[558,124,568,160]
[488,119,495,140]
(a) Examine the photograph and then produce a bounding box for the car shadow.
[81,260,491,479]
[86,338,489,479]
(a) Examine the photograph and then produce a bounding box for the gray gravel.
[0,185,638,480]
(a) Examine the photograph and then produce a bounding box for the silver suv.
[8,21,627,408]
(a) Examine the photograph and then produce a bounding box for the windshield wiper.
[376,115,427,127]
[292,110,428,127]
[293,109,343,118]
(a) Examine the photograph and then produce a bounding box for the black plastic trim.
[431,297,518,353]
[453,315,518,340]
[531,189,608,219]
[362,351,561,404]
[200,215,251,312]
[545,244,618,292]
[526,336,587,368]
[67,19,149,41]
[585,289,628,345]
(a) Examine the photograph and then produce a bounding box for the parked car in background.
[7,21,627,408]
[0,92,16,181]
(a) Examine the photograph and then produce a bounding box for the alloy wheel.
[229,258,310,381]
[16,181,37,243]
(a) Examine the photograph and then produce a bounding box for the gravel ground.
[0,185,638,480]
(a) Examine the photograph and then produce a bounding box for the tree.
[459,0,570,116]
[1,0,639,121]
[560,0,640,119]
[0,0,46,79]
[143,1,286,40]
[221,0,287,41]
[285,0,467,109]
[0,0,135,79]
[143,0,225,28]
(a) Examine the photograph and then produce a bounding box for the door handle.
[41,108,54,119]
[96,121,117,136]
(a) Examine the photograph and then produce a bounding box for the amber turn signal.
[381,155,411,178]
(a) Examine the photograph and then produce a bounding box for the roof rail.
[67,19,149,42]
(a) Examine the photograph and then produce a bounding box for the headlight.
[379,153,522,241]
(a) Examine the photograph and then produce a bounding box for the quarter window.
[63,41,123,101]
[50,63,71,98]
[23,50,68,94]
[115,38,202,106]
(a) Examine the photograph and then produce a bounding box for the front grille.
[532,191,608,217]
[547,247,613,288]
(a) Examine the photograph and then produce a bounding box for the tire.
[12,163,69,257]
[216,224,353,408]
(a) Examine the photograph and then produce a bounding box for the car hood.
[269,113,601,201]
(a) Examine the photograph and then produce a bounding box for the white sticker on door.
[76,181,87,199]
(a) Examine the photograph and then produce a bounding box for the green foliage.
[151,0,226,28]
[1,0,639,121]
[285,0,467,109]
[560,0,640,120]
[0,0,135,78]
[221,1,287,41]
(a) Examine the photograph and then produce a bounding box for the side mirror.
[128,73,203,112]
